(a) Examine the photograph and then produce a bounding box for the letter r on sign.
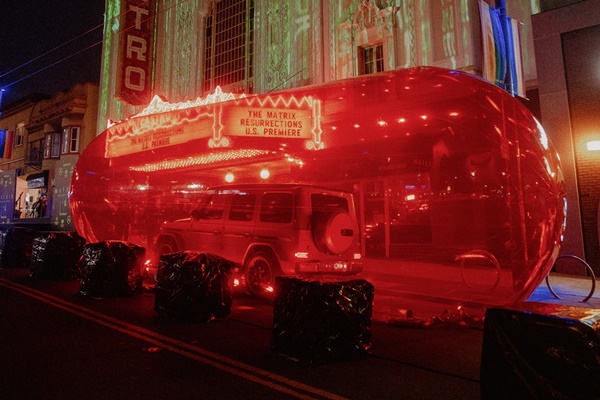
[127,36,147,61]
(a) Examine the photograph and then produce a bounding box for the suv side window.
[229,192,256,221]
[311,194,349,213]
[260,192,293,223]
[196,193,228,220]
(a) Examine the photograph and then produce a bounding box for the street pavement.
[1,262,599,399]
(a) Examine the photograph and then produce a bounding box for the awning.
[26,170,49,188]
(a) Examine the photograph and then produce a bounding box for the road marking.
[0,278,348,400]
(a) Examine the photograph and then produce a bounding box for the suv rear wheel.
[244,250,280,298]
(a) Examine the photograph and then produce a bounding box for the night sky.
[0,0,105,109]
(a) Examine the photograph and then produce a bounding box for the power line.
[0,0,191,96]
[0,22,104,80]
[0,1,142,92]
[2,41,104,89]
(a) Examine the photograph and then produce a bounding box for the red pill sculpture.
[70,67,565,307]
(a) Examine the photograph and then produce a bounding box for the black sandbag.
[481,303,600,400]
[154,251,234,322]
[79,241,145,297]
[29,232,86,280]
[0,227,37,269]
[272,276,374,364]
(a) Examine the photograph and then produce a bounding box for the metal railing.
[546,254,597,303]
[456,249,501,290]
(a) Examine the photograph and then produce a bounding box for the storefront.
[23,171,48,219]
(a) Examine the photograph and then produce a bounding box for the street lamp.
[587,140,600,151]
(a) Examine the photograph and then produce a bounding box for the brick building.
[533,0,600,273]
[0,83,98,231]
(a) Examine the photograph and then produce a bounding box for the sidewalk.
[358,257,600,323]
[527,272,600,308]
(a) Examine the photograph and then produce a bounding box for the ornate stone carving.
[396,0,416,67]
[173,1,194,97]
[354,0,386,30]
[266,2,290,90]
[375,0,401,9]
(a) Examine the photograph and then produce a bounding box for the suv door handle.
[213,230,220,235]
[244,232,251,238]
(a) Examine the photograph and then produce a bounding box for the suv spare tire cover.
[314,210,355,254]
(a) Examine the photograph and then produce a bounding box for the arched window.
[204,0,254,94]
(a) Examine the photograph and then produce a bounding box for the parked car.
[154,184,363,297]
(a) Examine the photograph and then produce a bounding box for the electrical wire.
[1,0,222,99]
[2,41,104,89]
[0,22,104,80]
[0,0,168,92]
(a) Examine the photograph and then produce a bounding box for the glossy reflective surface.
[70,67,566,307]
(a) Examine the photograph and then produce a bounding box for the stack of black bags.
[272,276,374,364]
[154,251,234,322]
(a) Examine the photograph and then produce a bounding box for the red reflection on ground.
[70,66,565,307]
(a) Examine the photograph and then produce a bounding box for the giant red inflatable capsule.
[70,67,566,306]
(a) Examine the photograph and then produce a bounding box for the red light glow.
[70,67,565,307]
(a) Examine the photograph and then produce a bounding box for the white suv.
[154,184,363,297]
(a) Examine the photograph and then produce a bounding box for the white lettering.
[130,5,149,29]
[127,35,147,61]
[125,66,145,91]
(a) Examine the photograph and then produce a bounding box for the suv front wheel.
[244,250,280,298]
[154,236,178,264]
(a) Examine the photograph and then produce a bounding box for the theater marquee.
[105,92,324,158]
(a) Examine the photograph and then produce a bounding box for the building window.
[204,0,254,94]
[27,139,44,166]
[15,122,25,147]
[44,132,61,159]
[359,44,384,75]
[62,126,80,154]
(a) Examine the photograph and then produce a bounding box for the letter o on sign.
[125,66,145,91]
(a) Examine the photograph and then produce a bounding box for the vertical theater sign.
[116,0,156,105]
